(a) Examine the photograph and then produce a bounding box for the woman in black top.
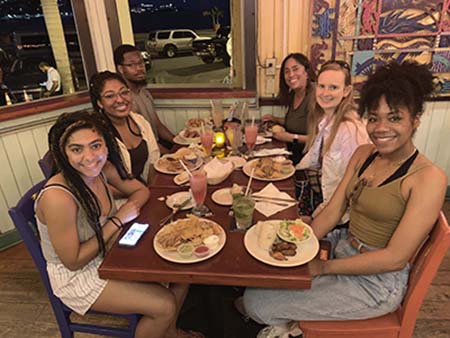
[262,53,315,165]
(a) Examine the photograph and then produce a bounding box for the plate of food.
[174,128,201,145]
[244,220,319,267]
[153,215,226,264]
[243,157,295,181]
[277,219,313,243]
[154,148,203,174]
[225,156,247,168]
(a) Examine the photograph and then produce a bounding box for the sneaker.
[257,323,303,338]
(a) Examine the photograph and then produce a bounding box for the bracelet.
[109,216,123,229]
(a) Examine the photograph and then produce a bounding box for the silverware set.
[159,197,192,226]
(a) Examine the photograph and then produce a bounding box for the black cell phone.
[118,223,149,247]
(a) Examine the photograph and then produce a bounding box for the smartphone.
[118,223,149,247]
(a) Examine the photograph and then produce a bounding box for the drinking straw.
[245,167,255,196]
[251,116,255,126]
[201,122,206,134]
[179,160,193,177]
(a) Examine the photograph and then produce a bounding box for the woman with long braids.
[89,71,160,184]
[35,111,198,338]
[243,61,447,338]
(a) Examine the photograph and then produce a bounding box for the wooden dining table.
[99,140,316,289]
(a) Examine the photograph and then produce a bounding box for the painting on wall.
[310,0,450,96]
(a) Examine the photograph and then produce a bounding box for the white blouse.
[296,111,370,222]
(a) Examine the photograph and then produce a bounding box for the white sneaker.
[257,322,303,338]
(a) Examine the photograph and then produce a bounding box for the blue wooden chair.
[38,151,54,179]
[8,180,139,338]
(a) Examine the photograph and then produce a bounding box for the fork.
[159,197,192,226]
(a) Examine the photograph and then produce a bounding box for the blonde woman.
[296,61,370,224]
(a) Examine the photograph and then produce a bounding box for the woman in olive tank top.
[243,61,447,338]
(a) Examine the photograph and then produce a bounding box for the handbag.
[295,168,323,217]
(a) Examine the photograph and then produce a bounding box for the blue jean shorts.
[243,228,410,325]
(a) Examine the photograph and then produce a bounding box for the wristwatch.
[293,134,299,144]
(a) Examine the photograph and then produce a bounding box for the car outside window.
[158,32,170,39]
[172,31,184,39]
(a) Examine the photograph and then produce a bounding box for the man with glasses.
[114,44,174,152]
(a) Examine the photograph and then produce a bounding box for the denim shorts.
[243,228,410,324]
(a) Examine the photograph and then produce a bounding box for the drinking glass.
[232,194,255,230]
[200,130,214,160]
[245,123,258,156]
[190,170,208,216]
[225,125,242,156]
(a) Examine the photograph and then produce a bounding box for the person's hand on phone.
[116,200,141,224]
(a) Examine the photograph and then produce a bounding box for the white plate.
[153,219,226,264]
[173,129,201,145]
[165,191,194,210]
[225,156,247,168]
[244,135,270,145]
[211,187,233,206]
[243,159,295,181]
[244,221,319,267]
[154,155,203,175]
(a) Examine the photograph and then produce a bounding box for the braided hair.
[48,110,132,256]
[88,71,129,142]
[359,61,436,119]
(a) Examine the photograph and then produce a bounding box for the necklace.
[349,147,417,206]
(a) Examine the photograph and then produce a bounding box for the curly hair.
[48,110,132,256]
[277,53,316,106]
[88,71,128,141]
[358,61,435,119]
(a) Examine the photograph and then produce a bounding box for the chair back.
[38,151,55,179]
[9,181,138,338]
[398,211,450,338]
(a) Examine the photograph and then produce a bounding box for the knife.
[159,197,192,226]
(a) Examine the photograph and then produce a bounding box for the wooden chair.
[38,151,55,179]
[9,180,139,338]
[298,211,450,338]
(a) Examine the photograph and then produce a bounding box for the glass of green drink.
[232,194,255,230]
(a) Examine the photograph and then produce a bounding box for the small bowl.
[193,245,210,258]
[203,235,220,250]
[177,243,194,258]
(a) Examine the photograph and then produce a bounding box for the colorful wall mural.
[310,0,450,96]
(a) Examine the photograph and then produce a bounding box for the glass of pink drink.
[200,131,214,160]
[245,124,258,156]
[190,170,208,216]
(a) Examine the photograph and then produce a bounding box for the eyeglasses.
[101,89,131,101]
[121,61,145,68]
[321,60,351,72]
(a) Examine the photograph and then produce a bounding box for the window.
[0,0,87,107]
[128,0,234,86]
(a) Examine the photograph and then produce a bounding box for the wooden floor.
[0,201,449,338]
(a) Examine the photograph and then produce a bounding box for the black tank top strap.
[358,151,379,177]
[379,149,419,186]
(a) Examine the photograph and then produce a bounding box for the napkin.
[252,183,297,217]
[253,148,292,157]
[203,157,234,184]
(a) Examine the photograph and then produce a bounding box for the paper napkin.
[204,157,234,184]
[252,183,297,217]
[253,148,292,157]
